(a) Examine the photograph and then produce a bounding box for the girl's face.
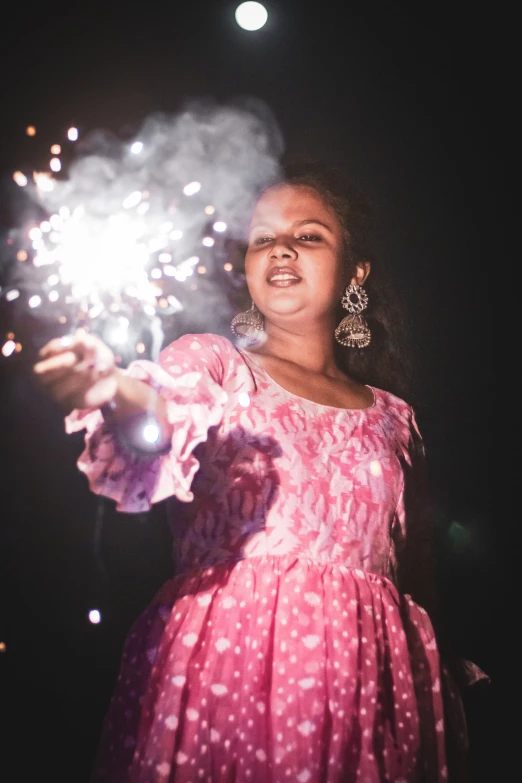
[245,184,350,330]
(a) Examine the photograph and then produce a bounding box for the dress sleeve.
[64,334,229,513]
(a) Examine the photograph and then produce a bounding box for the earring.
[230,301,265,345]
[334,284,371,348]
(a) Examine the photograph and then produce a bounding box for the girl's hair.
[277,161,415,402]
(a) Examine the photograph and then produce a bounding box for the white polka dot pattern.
[72,335,466,781]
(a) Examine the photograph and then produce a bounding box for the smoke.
[39,96,283,244]
[2,97,284,359]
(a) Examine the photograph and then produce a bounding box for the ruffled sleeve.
[65,334,229,513]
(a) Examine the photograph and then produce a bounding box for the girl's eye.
[299,234,321,242]
[252,236,272,245]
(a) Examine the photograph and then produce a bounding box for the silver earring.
[334,284,371,348]
[230,301,265,345]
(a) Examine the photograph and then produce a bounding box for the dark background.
[0,1,504,780]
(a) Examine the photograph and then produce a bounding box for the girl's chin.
[263,302,304,317]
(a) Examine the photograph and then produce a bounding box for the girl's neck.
[252,322,342,378]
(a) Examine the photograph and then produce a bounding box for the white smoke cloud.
[3,97,284,360]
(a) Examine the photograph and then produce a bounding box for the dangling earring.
[230,301,265,345]
[334,284,371,348]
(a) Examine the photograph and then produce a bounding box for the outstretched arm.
[34,330,173,451]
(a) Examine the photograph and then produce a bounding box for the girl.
[34,172,483,782]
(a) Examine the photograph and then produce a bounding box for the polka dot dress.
[66,334,468,782]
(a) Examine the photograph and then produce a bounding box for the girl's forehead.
[251,184,338,226]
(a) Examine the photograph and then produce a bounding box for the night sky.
[0,2,501,780]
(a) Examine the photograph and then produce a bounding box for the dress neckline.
[238,348,377,413]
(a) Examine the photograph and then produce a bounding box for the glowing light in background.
[13,171,28,187]
[26,126,36,136]
[2,340,16,357]
[33,172,54,192]
[183,181,201,196]
[2,102,284,364]
[88,609,101,624]
[224,262,233,272]
[235,2,268,31]
[0,642,6,653]
[106,317,129,344]
[122,190,142,209]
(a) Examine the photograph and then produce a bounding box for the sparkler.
[1,100,283,362]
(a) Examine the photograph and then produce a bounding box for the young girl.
[34,172,483,781]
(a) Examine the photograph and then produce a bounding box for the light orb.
[238,392,251,407]
[143,423,161,444]
[235,2,268,31]
[88,609,101,624]
[2,340,16,357]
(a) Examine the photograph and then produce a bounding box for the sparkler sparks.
[2,101,283,361]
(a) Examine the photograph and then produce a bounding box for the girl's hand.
[33,329,118,411]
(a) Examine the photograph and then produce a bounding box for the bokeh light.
[12,171,28,187]
[2,340,16,357]
[88,609,101,624]
[235,2,268,31]
[143,423,160,444]
[183,181,201,196]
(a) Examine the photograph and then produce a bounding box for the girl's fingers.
[38,333,83,359]
[83,376,118,410]
[37,331,115,374]
[47,370,108,408]
[34,350,78,378]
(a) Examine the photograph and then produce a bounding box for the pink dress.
[66,333,470,783]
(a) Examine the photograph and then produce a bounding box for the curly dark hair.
[274,160,415,403]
